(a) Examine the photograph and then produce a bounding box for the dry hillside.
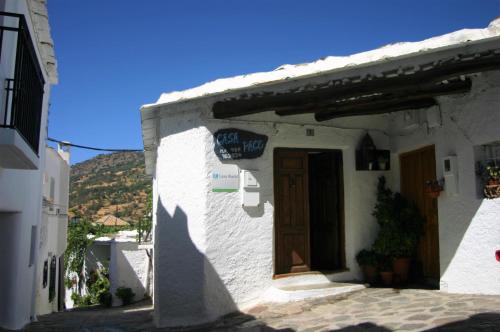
[69,151,151,224]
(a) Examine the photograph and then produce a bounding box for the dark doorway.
[274,148,344,276]
[309,151,344,271]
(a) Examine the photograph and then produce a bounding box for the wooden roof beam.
[314,97,438,122]
[276,78,471,117]
[212,51,500,119]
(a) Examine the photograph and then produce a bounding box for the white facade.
[141,20,500,327]
[35,145,70,316]
[0,0,58,329]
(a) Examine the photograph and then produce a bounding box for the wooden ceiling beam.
[314,97,438,122]
[275,78,471,117]
[212,51,500,119]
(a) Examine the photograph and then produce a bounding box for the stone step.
[262,281,365,303]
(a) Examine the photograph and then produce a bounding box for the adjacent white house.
[35,144,70,316]
[141,18,500,328]
[65,230,152,309]
[0,0,58,329]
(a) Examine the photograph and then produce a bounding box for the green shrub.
[88,270,110,305]
[70,292,81,305]
[115,287,135,306]
[355,249,377,266]
[372,176,425,259]
[80,295,93,306]
[98,291,112,307]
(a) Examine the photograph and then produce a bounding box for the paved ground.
[19,288,500,331]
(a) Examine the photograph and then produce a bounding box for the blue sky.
[47,0,499,164]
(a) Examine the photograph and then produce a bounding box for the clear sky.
[46,0,499,164]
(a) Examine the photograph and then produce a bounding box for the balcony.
[0,12,45,169]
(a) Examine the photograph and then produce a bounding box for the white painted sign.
[211,164,239,192]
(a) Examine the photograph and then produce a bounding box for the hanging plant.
[484,165,500,198]
[477,164,500,199]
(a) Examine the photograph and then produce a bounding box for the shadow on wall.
[438,197,482,277]
[155,199,290,330]
[111,242,148,306]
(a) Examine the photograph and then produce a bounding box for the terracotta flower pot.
[484,183,500,199]
[487,179,499,186]
[380,271,393,286]
[426,190,441,198]
[393,258,410,284]
[362,265,377,284]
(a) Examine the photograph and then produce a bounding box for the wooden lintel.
[314,98,438,122]
[212,51,500,119]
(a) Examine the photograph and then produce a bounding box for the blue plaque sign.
[214,128,268,160]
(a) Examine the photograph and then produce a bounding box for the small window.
[42,260,48,288]
[49,177,55,201]
[29,226,37,267]
[49,256,57,302]
[474,141,500,198]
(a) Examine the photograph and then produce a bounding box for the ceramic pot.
[426,190,441,198]
[484,183,500,199]
[393,258,410,284]
[380,271,393,286]
[362,265,377,284]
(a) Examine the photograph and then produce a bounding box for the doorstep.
[261,273,366,303]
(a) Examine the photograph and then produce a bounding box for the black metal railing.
[0,12,45,154]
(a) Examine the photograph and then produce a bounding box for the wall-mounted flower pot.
[484,181,500,199]
[424,180,443,198]
[426,190,441,198]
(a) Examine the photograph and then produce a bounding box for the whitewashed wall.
[109,241,150,306]
[152,100,390,326]
[389,70,500,295]
[0,0,57,329]
[36,147,70,316]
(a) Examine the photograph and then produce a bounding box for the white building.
[0,0,58,329]
[35,144,70,316]
[141,19,500,327]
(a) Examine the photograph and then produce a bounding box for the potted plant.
[424,180,443,198]
[377,155,388,170]
[115,287,135,306]
[484,165,500,199]
[356,249,378,283]
[372,177,425,284]
[378,256,393,286]
[390,194,424,284]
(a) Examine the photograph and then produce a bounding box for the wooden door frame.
[273,147,346,277]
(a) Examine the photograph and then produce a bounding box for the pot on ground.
[362,265,377,284]
[393,257,410,284]
[380,271,393,286]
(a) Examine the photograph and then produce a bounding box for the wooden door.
[400,145,440,279]
[274,149,310,275]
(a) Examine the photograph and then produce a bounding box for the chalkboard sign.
[214,128,268,160]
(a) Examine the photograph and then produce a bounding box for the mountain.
[68,151,151,224]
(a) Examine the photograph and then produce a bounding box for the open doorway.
[274,148,345,276]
